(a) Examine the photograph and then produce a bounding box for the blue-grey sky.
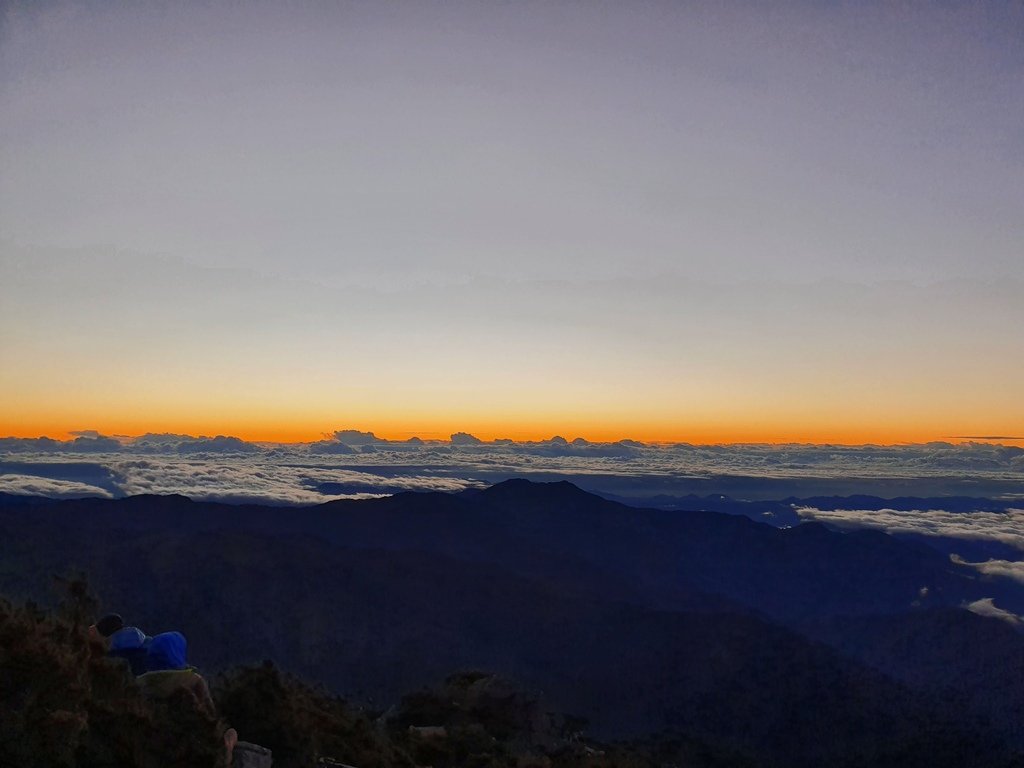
[4,1,1022,283]
[1,1,1023,443]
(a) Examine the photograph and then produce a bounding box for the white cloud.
[796,507,1024,551]
[331,430,385,446]
[0,474,112,499]
[965,598,1023,627]
[101,457,475,505]
[450,432,483,446]
[950,555,1024,585]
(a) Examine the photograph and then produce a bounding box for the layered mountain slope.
[2,480,1004,620]
[2,481,1022,764]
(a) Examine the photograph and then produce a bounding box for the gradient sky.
[2,1,1022,444]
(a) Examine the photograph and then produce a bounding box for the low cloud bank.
[3,430,1023,473]
[0,436,124,453]
[0,474,113,499]
[107,459,469,505]
[796,507,1024,552]
[2,429,1023,507]
[951,555,1024,585]
[130,433,259,454]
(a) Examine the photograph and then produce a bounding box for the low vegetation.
[2,583,750,768]
[0,581,225,767]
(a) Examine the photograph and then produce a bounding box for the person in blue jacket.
[107,625,151,676]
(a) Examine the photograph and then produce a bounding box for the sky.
[2,1,1023,444]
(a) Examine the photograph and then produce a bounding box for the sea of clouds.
[2,429,1022,506]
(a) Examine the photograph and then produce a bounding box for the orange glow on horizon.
[3,417,1022,447]
[4,312,1022,449]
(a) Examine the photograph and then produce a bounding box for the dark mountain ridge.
[1,480,1000,619]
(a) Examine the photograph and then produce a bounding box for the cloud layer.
[3,431,1023,507]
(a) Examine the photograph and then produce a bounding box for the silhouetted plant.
[214,661,411,768]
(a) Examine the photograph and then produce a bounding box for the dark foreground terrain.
[3,480,1024,767]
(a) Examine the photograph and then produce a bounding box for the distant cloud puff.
[332,430,385,445]
[450,432,483,445]
[67,436,121,452]
[619,439,647,448]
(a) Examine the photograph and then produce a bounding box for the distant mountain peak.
[478,479,605,504]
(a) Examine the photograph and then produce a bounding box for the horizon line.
[3,429,1023,449]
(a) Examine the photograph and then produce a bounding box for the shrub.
[214,661,411,768]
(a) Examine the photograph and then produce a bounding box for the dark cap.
[95,613,124,638]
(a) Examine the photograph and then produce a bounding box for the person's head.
[146,631,188,671]
[88,613,124,642]
[96,613,124,636]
